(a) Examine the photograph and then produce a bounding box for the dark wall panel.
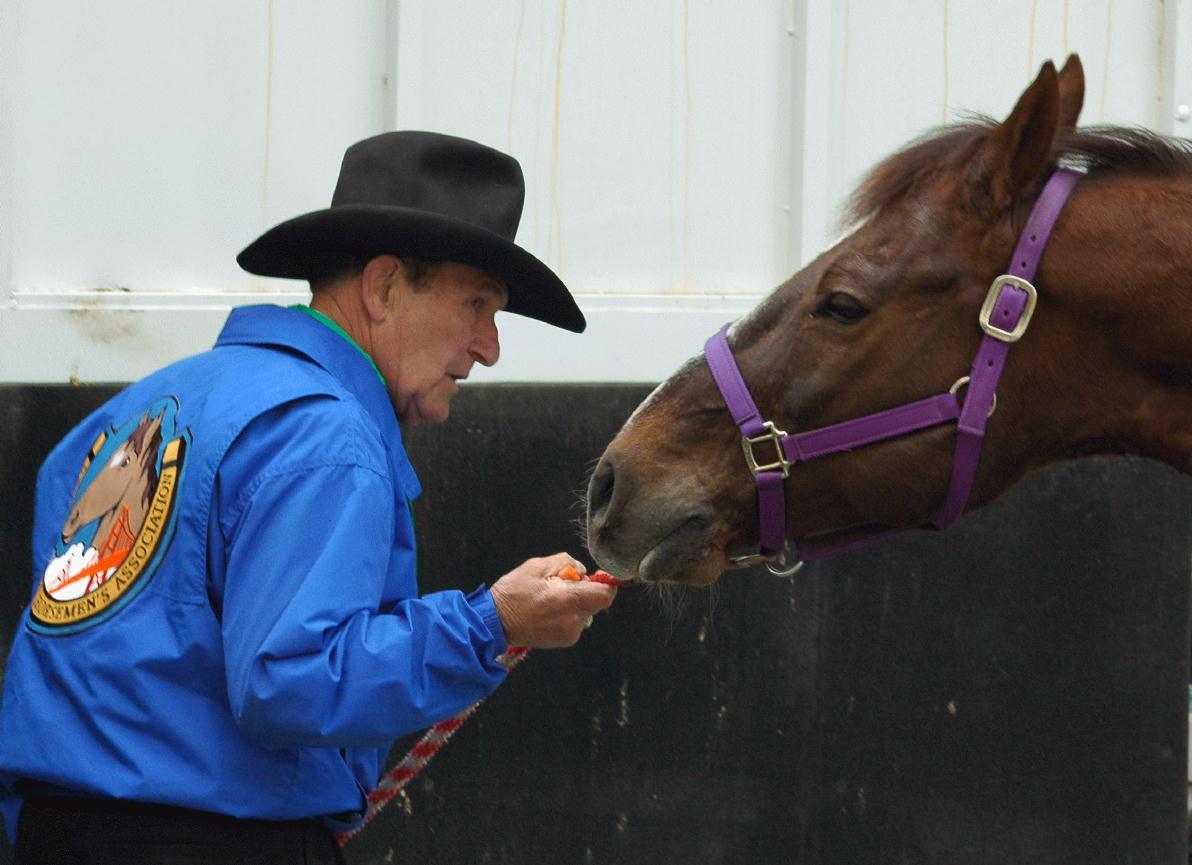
[1,384,1189,865]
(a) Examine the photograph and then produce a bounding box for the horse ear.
[129,412,164,457]
[973,60,1061,211]
[1057,54,1084,132]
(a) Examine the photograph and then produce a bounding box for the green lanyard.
[291,305,385,385]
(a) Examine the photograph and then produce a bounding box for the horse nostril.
[587,458,616,523]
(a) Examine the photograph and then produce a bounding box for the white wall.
[0,0,1183,384]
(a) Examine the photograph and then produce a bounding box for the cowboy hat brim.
[237,204,586,333]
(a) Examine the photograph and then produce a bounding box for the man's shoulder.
[107,341,354,429]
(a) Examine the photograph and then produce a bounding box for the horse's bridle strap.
[785,393,961,462]
[706,167,1082,566]
[932,168,1081,529]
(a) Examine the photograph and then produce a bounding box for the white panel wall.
[0,0,1180,384]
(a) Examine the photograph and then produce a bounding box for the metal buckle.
[979,275,1037,343]
[741,421,792,478]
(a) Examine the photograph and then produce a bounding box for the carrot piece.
[558,564,620,586]
[588,570,621,587]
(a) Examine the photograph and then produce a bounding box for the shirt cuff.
[467,585,509,656]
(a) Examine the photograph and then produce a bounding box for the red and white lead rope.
[335,570,619,846]
[335,646,531,847]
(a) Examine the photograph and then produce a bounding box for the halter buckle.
[979,275,1037,342]
[741,421,792,478]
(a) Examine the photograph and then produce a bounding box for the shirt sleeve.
[213,398,509,750]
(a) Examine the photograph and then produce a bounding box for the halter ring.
[729,543,805,577]
[949,376,997,418]
[765,547,805,577]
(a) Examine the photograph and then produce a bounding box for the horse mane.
[127,414,163,511]
[127,416,157,456]
[844,118,1192,229]
[1059,125,1192,177]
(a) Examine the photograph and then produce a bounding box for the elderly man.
[0,131,616,864]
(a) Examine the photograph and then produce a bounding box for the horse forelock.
[843,120,995,231]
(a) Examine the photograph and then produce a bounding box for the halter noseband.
[705,168,1082,575]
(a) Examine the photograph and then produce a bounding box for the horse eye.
[817,292,869,324]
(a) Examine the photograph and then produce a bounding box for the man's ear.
[360,255,403,321]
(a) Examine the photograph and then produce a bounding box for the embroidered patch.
[29,397,189,635]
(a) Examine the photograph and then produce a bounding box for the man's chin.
[397,400,451,427]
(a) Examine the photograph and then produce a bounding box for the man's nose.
[470,320,500,367]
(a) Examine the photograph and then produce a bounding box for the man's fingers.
[565,580,617,613]
[544,553,586,580]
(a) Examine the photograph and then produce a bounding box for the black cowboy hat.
[237,131,585,333]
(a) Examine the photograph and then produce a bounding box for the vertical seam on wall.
[1028,0,1038,77]
[384,0,400,131]
[508,0,527,151]
[261,0,275,230]
[942,0,950,124]
[682,0,692,292]
[548,0,567,274]
[1100,0,1114,122]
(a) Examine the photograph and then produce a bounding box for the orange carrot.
[557,564,622,586]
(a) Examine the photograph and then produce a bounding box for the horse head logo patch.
[30,397,189,635]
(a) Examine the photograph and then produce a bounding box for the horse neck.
[1040,171,1192,472]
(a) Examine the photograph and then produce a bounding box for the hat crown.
[236,130,586,332]
[330,131,525,242]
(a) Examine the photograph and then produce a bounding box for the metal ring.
[765,545,804,577]
[949,376,997,418]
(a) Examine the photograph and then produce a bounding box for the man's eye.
[817,292,869,324]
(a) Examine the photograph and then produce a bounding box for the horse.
[586,54,1192,586]
[52,412,163,596]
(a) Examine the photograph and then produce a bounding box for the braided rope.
[336,646,531,846]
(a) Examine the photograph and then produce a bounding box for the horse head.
[587,57,1111,586]
[63,411,164,544]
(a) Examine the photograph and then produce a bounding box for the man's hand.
[489,553,618,648]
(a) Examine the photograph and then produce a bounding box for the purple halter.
[705,168,1082,575]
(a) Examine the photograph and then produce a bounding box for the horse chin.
[639,543,726,586]
[599,514,727,586]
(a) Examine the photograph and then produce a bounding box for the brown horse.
[587,54,1192,586]
[62,412,163,557]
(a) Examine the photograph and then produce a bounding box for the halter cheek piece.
[705,168,1082,576]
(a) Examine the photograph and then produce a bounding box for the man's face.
[375,261,507,425]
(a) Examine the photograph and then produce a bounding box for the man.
[0,131,617,864]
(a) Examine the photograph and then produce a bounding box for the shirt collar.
[290,304,386,385]
[214,304,420,497]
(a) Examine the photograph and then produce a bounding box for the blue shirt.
[0,305,510,841]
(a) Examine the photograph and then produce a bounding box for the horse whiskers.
[568,486,592,551]
[645,580,690,641]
